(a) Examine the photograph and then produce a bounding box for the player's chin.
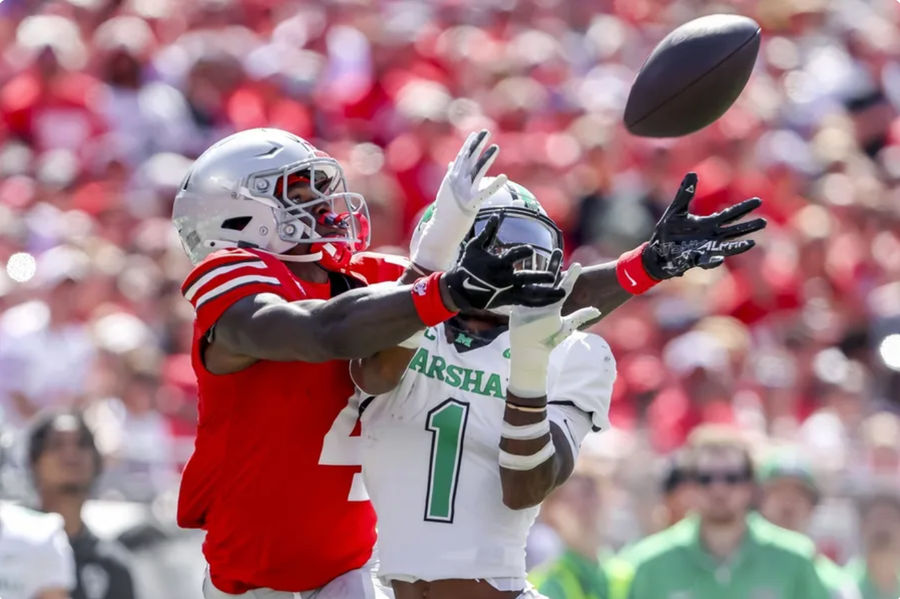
[458,309,510,326]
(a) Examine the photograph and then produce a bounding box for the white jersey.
[0,502,75,599]
[360,323,615,584]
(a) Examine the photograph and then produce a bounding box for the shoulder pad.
[547,332,616,431]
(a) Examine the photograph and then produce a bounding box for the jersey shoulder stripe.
[183,260,268,302]
[181,249,288,332]
[181,248,265,295]
[193,273,281,309]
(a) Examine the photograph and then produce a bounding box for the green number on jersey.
[424,399,469,522]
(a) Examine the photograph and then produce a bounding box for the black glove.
[642,172,767,280]
[445,215,565,311]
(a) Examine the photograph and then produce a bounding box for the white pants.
[203,560,393,599]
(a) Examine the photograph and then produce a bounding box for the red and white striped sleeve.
[181,249,285,333]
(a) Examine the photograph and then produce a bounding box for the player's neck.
[699,515,747,562]
[40,493,85,538]
[285,260,330,284]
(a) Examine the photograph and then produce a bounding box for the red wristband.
[616,242,659,295]
[411,271,457,326]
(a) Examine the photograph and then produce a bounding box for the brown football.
[624,14,761,138]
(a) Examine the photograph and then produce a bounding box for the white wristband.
[501,419,550,440]
[499,440,555,471]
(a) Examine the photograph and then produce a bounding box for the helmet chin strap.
[271,250,323,263]
[202,240,323,263]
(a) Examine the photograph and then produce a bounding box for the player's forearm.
[219,280,453,363]
[294,281,452,361]
[499,395,573,510]
[562,261,633,320]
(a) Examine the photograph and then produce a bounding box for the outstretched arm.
[211,281,449,366]
[564,172,767,316]
[499,264,601,509]
[563,261,632,319]
[209,217,562,374]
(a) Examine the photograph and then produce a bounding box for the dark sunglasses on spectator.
[694,470,751,486]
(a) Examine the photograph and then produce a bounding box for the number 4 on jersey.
[424,399,469,522]
[319,398,369,502]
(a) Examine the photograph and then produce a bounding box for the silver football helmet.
[173,128,369,265]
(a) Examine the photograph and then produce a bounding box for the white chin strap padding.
[272,251,324,263]
[202,240,323,263]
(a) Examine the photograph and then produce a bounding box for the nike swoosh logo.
[462,277,490,293]
[623,269,637,287]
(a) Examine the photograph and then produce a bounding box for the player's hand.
[642,172,767,280]
[411,130,508,271]
[510,264,600,351]
[444,215,564,311]
[507,263,601,398]
[440,129,508,214]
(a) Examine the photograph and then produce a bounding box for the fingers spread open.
[666,172,698,216]
[718,217,767,239]
[472,144,500,184]
[456,131,477,164]
[558,262,583,298]
[477,173,508,202]
[714,197,762,224]
[511,269,557,286]
[466,129,490,159]
[567,306,601,330]
[499,244,532,265]
[473,214,501,247]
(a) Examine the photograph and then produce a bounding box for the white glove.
[507,263,602,398]
[411,129,508,272]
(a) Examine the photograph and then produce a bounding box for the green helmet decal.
[507,181,541,211]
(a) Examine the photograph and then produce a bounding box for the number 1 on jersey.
[424,399,469,522]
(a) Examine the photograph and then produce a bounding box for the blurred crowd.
[1,0,900,595]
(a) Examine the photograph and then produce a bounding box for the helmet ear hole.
[221,216,253,231]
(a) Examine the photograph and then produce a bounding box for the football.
[624,14,761,138]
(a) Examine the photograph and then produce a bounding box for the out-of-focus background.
[1,0,900,596]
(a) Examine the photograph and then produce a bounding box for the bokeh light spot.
[879,335,900,371]
[6,252,36,283]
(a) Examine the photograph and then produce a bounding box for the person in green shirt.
[846,490,900,599]
[757,448,860,599]
[621,426,831,599]
[529,459,629,599]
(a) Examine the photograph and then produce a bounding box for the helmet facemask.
[245,155,370,256]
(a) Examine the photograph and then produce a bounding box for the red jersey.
[176,248,407,593]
